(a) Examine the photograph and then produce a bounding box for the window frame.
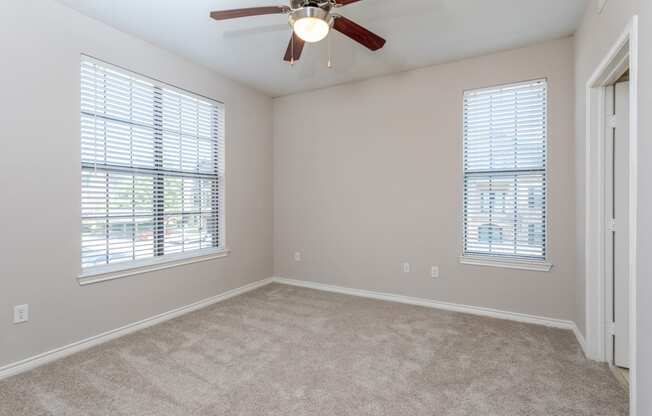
[78,55,228,284]
[459,79,552,272]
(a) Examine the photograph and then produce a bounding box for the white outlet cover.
[402,263,410,273]
[294,252,302,262]
[13,304,29,324]
[431,266,440,278]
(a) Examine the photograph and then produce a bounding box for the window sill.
[459,255,552,272]
[78,248,230,285]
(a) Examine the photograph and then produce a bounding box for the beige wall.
[0,0,273,368]
[274,38,577,323]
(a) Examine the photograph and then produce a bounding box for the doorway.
[604,73,630,385]
[584,15,637,416]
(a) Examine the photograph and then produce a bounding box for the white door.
[606,81,630,368]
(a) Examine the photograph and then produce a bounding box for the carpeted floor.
[0,283,628,416]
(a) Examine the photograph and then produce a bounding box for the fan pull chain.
[327,32,332,68]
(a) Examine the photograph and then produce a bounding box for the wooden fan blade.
[283,32,305,62]
[333,16,385,51]
[334,0,363,5]
[210,6,288,21]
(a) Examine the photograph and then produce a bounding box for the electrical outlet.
[431,266,440,278]
[294,251,302,262]
[14,304,29,324]
[402,262,410,273]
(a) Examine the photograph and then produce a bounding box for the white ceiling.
[58,0,588,97]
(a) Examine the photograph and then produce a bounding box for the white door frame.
[584,15,638,415]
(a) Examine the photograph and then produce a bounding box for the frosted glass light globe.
[294,16,330,43]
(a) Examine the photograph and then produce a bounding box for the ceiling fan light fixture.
[289,7,333,43]
[209,1,387,64]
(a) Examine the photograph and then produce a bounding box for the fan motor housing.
[291,0,332,11]
[288,6,334,29]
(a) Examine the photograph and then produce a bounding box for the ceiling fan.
[210,0,386,63]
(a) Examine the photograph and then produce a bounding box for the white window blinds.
[463,80,547,261]
[80,56,225,273]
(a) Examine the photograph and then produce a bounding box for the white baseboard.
[0,277,274,381]
[571,322,589,357]
[272,277,589,357]
[1,276,590,381]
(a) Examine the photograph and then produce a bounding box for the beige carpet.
[0,283,628,416]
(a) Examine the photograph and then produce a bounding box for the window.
[80,57,225,277]
[462,79,549,269]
